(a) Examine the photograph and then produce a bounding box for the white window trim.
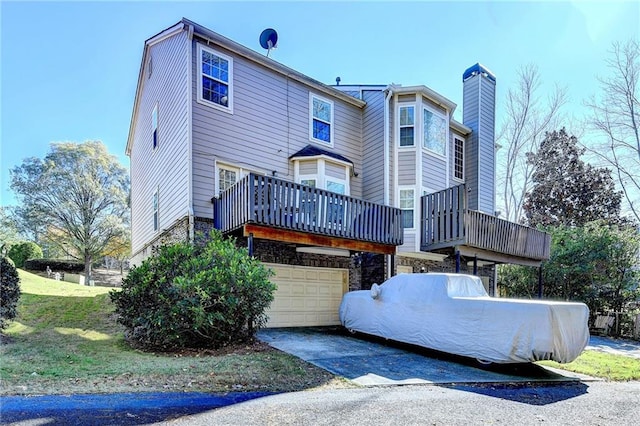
[152,188,159,233]
[422,105,448,159]
[397,186,417,232]
[215,161,265,195]
[309,93,334,147]
[196,44,233,114]
[293,158,350,196]
[453,136,465,182]
[397,104,416,149]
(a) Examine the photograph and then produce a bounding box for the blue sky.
[1,1,638,207]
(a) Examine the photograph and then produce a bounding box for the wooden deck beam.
[243,224,397,255]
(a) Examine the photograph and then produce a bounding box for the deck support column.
[248,233,254,257]
[473,256,478,275]
[455,250,461,273]
[537,265,543,299]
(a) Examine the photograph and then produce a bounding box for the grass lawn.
[538,350,640,381]
[0,270,347,396]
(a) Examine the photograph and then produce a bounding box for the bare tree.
[585,40,640,222]
[496,64,567,222]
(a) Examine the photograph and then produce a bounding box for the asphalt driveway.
[257,327,594,386]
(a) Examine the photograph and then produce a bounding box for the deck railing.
[420,184,551,260]
[214,173,403,246]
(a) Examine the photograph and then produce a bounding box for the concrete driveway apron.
[257,327,595,386]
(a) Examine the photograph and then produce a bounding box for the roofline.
[392,85,458,117]
[451,119,472,135]
[289,154,354,168]
[126,19,366,156]
[183,18,366,109]
[126,22,186,156]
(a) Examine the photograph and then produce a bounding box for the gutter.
[187,24,195,242]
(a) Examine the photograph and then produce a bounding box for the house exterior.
[126,18,550,328]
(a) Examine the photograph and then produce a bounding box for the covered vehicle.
[339,273,589,364]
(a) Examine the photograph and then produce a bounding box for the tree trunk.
[84,253,92,286]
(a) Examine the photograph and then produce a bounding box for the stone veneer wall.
[396,255,495,294]
[129,216,190,266]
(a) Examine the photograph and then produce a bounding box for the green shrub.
[7,242,43,268]
[23,258,84,273]
[110,230,276,350]
[1,256,21,330]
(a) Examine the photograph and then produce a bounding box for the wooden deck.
[420,184,551,264]
[213,174,403,254]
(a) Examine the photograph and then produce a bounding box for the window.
[310,94,333,145]
[218,166,238,194]
[399,189,415,229]
[399,106,415,147]
[454,138,464,180]
[326,180,345,194]
[423,108,446,156]
[152,103,158,150]
[152,190,159,232]
[198,45,232,112]
[300,179,316,188]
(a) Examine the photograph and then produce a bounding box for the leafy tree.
[496,64,567,222]
[0,207,21,255]
[585,39,640,222]
[7,242,43,268]
[102,233,131,274]
[498,221,640,330]
[111,231,276,350]
[1,256,21,330]
[523,128,622,227]
[9,141,129,283]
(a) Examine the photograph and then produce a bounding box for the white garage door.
[264,263,348,328]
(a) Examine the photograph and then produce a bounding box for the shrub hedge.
[110,230,276,350]
[23,258,84,273]
[1,256,21,330]
[7,242,42,268]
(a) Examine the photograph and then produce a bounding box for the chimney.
[462,63,497,214]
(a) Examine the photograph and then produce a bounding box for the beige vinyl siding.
[130,31,190,254]
[398,232,416,253]
[463,76,480,210]
[325,162,345,179]
[191,38,363,218]
[421,96,447,115]
[398,94,416,102]
[299,160,318,175]
[397,151,416,185]
[362,90,385,204]
[478,80,496,213]
[422,151,447,190]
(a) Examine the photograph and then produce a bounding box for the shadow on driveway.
[258,327,595,387]
[0,391,275,425]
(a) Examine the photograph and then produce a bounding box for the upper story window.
[423,108,447,156]
[454,138,464,180]
[326,180,346,195]
[399,189,415,229]
[152,189,159,232]
[152,103,158,150]
[399,106,415,147]
[197,44,233,113]
[310,94,333,145]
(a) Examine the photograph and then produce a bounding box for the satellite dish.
[259,28,278,56]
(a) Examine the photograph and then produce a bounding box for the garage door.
[264,264,348,328]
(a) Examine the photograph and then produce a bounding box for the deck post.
[537,265,543,299]
[455,250,461,273]
[473,255,478,275]
[211,196,220,230]
[248,232,254,257]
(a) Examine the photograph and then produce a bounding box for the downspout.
[384,85,394,279]
[187,24,195,242]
